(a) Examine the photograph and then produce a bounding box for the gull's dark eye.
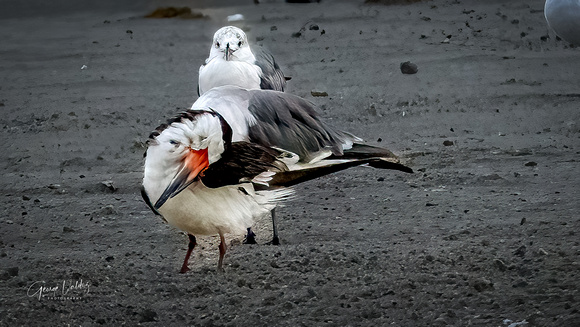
[237,41,242,47]
[216,42,220,48]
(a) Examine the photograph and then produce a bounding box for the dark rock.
[311,91,328,97]
[443,140,454,146]
[400,61,418,74]
[525,161,537,166]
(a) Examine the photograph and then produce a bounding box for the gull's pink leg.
[217,233,226,272]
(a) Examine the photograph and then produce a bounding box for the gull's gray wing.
[254,47,287,92]
[246,90,356,162]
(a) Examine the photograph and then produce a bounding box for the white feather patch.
[251,171,276,186]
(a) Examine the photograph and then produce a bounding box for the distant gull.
[142,86,412,272]
[544,0,580,44]
[198,26,288,95]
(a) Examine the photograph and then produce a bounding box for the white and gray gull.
[198,26,288,95]
[141,86,412,273]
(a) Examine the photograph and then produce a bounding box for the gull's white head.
[208,26,255,62]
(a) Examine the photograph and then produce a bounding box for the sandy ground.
[1,0,579,325]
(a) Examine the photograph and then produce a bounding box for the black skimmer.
[198,26,287,95]
[544,0,580,45]
[142,86,412,272]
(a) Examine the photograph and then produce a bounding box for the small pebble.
[525,161,537,167]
